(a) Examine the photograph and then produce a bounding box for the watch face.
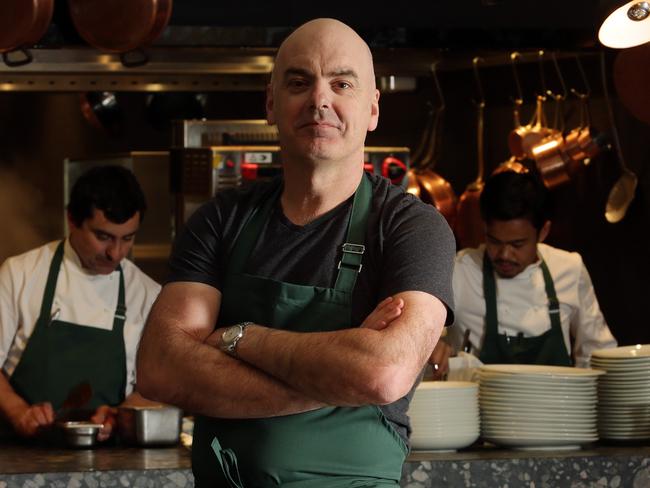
[222,325,242,343]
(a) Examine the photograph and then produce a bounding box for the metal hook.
[472,56,486,107]
[570,54,591,99]
[510,51,524,105]
[550,52,568,100]
[431,62,446,111]
[537,50,548,99]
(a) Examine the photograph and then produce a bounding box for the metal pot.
[69,0,172,66]
[0,0,54,67]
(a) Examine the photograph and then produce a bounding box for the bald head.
[271,18,376,90]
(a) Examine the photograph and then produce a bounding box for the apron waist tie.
[211,437,245,488]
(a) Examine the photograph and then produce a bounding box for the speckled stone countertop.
[2,442,650,487]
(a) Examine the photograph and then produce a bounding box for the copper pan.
[508,95,558,158]
[406,106,436,199]
[69,0,172,66]
[455,58,487,250]
[492,156,530,176]
[0,0,54,67]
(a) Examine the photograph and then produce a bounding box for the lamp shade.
[599,1,650,48]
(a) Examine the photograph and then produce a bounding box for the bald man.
[137,18,455,487]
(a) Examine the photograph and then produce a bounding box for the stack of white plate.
[591,344,650,441]
[408,381,480,451]
[479,365,604,450]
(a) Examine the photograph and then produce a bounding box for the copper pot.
[69,0,173,54]
[509,95,558,159]
[0,0,54,66]
[492,156,529,176]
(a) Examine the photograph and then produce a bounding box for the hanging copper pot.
[68,0,172,65]
[0,0,54,67]
[456,100,485,249]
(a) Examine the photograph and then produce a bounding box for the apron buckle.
[341,243,365,254]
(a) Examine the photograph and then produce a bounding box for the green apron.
[9,240,127,411]
[192,174,408,488]
[479,253,572,366]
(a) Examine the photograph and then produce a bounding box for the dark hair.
[479,171,551,231]
[67,165,147,227]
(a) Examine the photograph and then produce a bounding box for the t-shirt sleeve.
[378,197,456,325]
[166,200,224,290]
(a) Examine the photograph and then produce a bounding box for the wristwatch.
[219,322,253,356]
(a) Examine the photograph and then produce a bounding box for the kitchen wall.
[0,49,648,347]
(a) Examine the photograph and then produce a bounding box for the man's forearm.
[235,291,446,406]
[0,372,29,426]
[137,322,325,418]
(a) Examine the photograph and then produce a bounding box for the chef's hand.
[91,405,117,441]
[428,340,453,381]
[11,402,54,437]
[361,296,404,331]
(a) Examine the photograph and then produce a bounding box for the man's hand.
[428,340,454,381]
[360,296,405,331]
[90,405,117,441]
[11,402,54,438]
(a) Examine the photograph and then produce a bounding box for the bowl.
[59,421,103,448]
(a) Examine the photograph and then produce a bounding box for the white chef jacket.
[447,243,617,368]
[0,239,161,396]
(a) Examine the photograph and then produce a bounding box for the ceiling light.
[599,1,650,48]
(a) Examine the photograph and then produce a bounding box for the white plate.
[480,382,597,394]
[479,391,596,402]
[480,364,605,378]
[592,344,650,359]
[482,435,597,447]
[482,423,597,434]
[485,417,596,428]
[410,431,479,450]
[416,381,478,391]
[481,400,596,416]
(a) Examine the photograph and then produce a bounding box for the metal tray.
[117,406,182,446]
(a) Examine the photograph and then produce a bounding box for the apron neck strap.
[38,241,65,321]
[483,252,561,335]
[38,240,127,332]
[333,173,372,293]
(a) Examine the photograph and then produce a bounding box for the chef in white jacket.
[0,165,160,440]
[432,170,616,373]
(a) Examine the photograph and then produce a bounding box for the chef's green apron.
[479,253,572,366]
[9,240,127,411]
[192,174,407,488]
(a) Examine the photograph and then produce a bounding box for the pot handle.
[120,48,149,68]
[2,48,33,68]
[381,156,407,184]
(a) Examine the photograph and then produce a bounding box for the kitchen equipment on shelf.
[478,364,604,450]
[591,344,650,441]
[0,0,54,67]
[117,405,182,446]
[68,0,173,66]
[408,381,480,451]
[455,57,486,250]
[603,52,638,223]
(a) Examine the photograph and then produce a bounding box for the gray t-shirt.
[167,173,456,444]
